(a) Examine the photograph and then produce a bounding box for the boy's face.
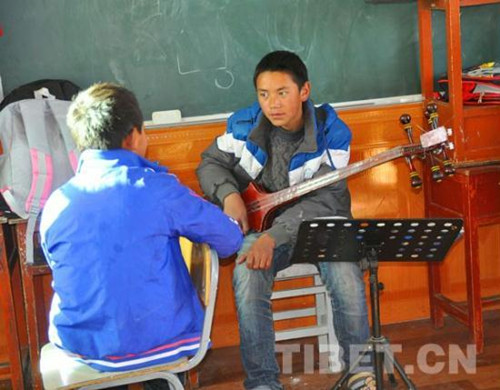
[256,71,310,132]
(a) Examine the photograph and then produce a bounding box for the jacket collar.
[77,149,167,174]
[247,99,319,155]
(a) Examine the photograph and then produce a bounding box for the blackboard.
[0,0,499,119]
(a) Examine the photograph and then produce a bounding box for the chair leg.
[15,222,51,390]
[314,274,328,354]
[20,263,44,389]
[187,369,200,389]
[314,274,339,373]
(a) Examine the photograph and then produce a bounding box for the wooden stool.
[272,263,339,372]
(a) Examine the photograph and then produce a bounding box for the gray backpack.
[0,99,79,264]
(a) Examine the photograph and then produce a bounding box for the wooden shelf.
[434,100,500,116]
[462,104,500,117]
[418,0,500,355]
[418,0,500,164]
[428,0,500,9]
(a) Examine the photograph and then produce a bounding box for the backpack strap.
[20,101,54,213]
[0,102,30,219]
[46,99,79,172]
[19,100,54,264]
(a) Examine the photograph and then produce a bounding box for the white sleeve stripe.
[216,133,246,158]
[288,147,351,186]
[322,147,350,168]
[239,147,263,179]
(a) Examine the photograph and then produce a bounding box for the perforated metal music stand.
[291,218,463,390]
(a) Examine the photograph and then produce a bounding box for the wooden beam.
[417,0,435,98]
[428,0,500,10]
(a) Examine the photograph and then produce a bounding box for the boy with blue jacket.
[40,82,243,372]
[197,51,374,390]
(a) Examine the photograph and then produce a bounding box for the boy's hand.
[238,233,275,270]
[223,192,249,234]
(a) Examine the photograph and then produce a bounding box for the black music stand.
[291,218,463,390]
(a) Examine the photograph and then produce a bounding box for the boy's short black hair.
[253,51,309,89]
[67,82,144,151]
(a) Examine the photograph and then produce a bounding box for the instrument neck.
[269,146,405,205]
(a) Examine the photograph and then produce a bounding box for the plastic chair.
[272,263,340,372]
[39,243,219,389]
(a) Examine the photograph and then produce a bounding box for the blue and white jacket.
[40,149,243,371]
[197,100,353,247]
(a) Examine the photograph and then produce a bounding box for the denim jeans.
[233,232,370,390]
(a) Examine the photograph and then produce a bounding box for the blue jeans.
[233,233,370,390]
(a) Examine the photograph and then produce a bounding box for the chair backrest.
[171,243,219,374]
[40,243,219,389]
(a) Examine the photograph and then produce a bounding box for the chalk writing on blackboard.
[176,13,234,89]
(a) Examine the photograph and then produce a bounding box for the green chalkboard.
[0,0,499,118]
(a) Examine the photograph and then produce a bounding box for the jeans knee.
[233,263,273,303]
[319,262,367,313]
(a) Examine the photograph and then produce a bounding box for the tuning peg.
[424,102,446,181]
[409,170,423,188]
[425,104,454,176]
[442,158,455,176]
[429,153,445,182]
[404,153,423,187]
[399,113,411,125]
[426,102,438,114]
[425,103,439,129]
[438,147,455,176]
[400,114,423,188]
[431,166,445,182]
[400,114,415,143]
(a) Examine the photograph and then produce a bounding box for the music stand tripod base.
[291,218,463,390]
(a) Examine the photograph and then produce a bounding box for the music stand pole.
[331,246,416,390]
[366,247,385,389]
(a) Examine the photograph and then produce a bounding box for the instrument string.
[246,146,411,213]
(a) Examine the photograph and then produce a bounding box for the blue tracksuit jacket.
[40,149,243,371]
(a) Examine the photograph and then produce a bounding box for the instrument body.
[240,181,278,232]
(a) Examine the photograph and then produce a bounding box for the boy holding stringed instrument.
[197,51,375,390]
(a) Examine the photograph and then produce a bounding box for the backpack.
[0,79,80,111]
[0,99,80,264]
[437,61,500,104]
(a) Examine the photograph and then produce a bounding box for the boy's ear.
[300,81,311,102]
[121,127,140,151]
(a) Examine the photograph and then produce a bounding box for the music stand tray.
[292,218,463,265]
[291,218,463,390]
